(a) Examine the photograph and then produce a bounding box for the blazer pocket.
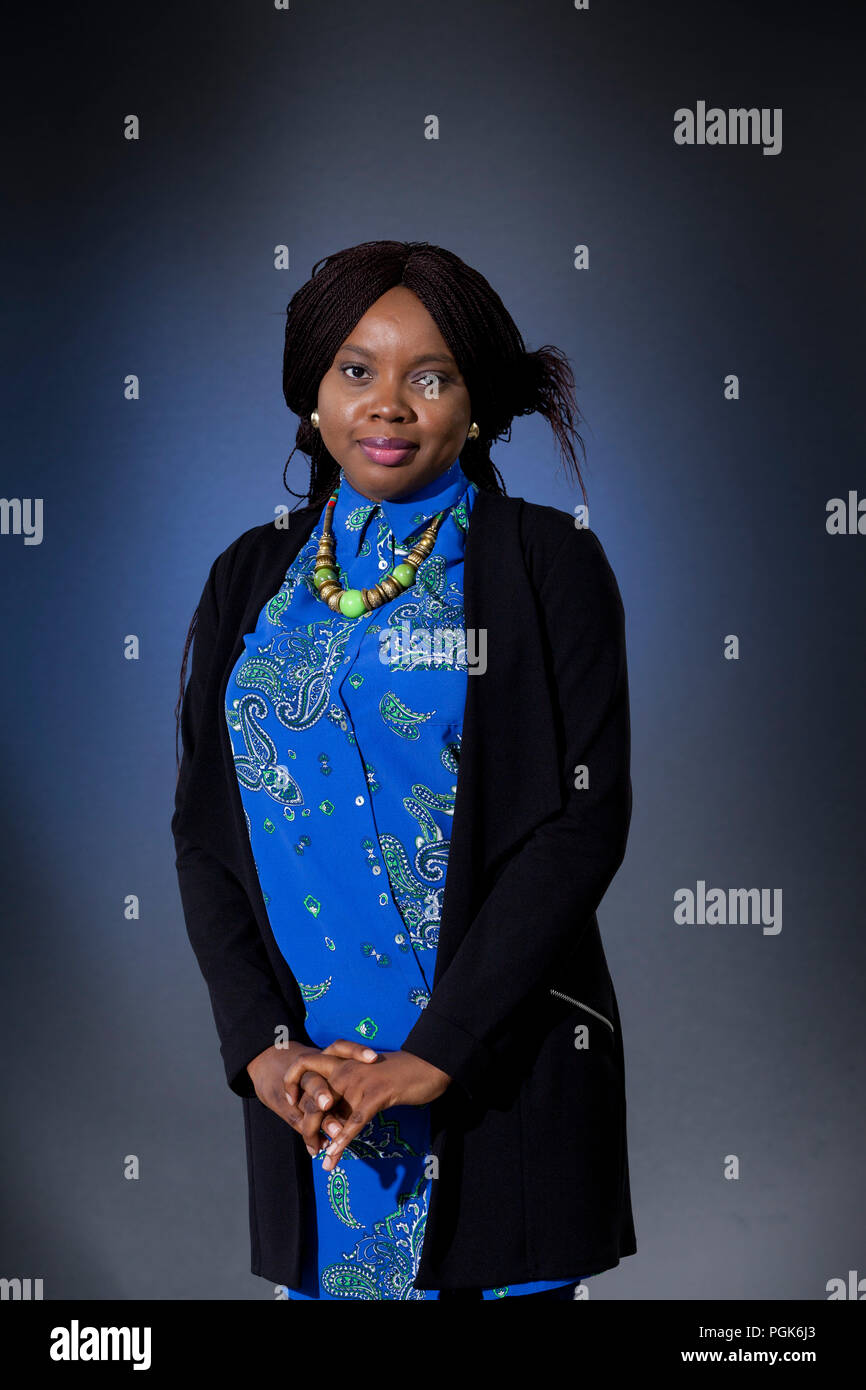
[548,987,615,1035]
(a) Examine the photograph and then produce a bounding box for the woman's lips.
[356,440,418,466]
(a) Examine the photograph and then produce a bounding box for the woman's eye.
[338,365,448,388]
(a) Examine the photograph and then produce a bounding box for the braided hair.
[176,239,588,769]
[282,238,587,509]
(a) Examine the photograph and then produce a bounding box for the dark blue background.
[2,0,863,1298]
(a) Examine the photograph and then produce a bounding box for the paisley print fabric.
[223,456,586,1299]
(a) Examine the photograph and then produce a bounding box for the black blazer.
[172,486,636,1290]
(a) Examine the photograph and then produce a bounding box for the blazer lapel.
[430,489,563,982]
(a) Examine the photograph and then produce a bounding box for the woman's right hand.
[246,1039,379,1156]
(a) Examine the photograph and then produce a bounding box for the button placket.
[337,602,433,1005]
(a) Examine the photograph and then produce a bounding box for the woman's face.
[315,285,472,502]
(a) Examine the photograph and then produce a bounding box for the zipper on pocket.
[549,987,614,1033]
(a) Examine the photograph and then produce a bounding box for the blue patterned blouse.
[223,456,584,1299]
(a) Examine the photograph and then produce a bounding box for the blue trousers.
[437,1281,583,1301]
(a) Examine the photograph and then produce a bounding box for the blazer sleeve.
[399,524,632,1101]
[172,550,302,1099]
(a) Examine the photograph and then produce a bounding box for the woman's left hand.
[282,1047,452,1171]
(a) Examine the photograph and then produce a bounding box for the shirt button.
[355,795,365,806]
[378,559,388,570]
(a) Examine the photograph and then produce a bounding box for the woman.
[172,239,635,1300]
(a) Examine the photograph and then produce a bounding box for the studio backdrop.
[2,0,863,1299]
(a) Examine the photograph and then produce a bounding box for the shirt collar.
[333,456,471,550]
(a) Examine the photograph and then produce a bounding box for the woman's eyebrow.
[338,342,457,368]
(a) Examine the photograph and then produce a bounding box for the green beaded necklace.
[312,488,448,617]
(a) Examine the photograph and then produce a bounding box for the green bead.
[314,566,338,589]
[391,562,416,587]
[339,588,366,617]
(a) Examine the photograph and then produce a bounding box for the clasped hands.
[247,1039,452,1171]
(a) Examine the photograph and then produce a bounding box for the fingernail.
[326,1121,340,1137]
[318,1093,330,1108]
[363,1049,377,1060]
